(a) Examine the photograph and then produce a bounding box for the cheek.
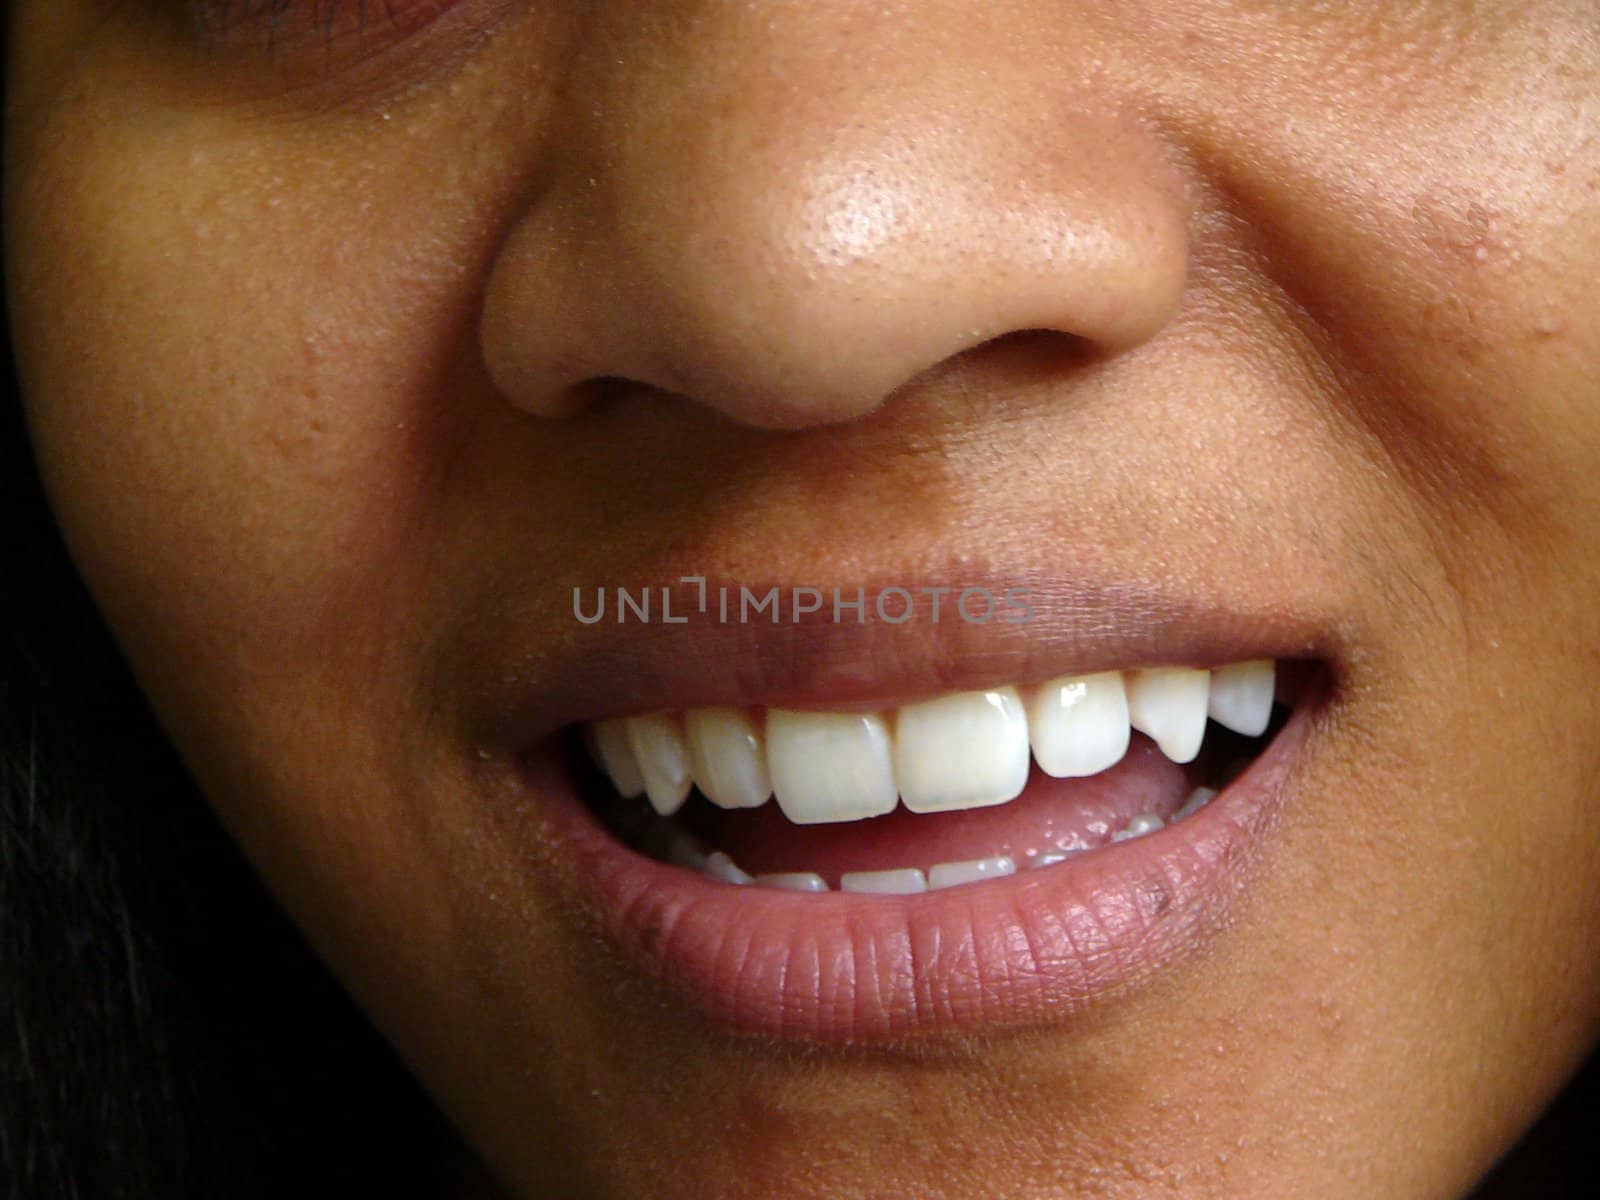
[1,60,554,1017]
[1,50,573,1080]
[7,66,506,746]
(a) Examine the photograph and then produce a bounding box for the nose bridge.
[479,1,1192,429]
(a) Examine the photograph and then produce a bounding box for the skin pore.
[5,2,1600,1197]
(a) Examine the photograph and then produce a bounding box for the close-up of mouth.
[500,602,1336,1042]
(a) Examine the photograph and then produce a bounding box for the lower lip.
[515,695,1319,1043]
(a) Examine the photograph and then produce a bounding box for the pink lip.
[507,684,1321,1042]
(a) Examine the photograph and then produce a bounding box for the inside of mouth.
[567,684,1300,891]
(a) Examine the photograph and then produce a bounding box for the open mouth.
[572,659,1305,895]
[495,596,1333,1043]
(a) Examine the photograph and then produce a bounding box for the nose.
[479,4,1192,430]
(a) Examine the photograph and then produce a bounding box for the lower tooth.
[1029,850,1086,870]
[661,829,711,870]
[1111,813,1165,842]
[1172,786,1219,822]
[841,868,928,895]
[703,851,752,885]
[927,856,1016,890]
[754,872,830,892]
[684,808,1219,893]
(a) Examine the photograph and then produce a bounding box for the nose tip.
[480,59,1190,430]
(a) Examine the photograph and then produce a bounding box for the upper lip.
[462,565,1340,754]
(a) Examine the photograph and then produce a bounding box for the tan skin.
[6,2,1600,1196]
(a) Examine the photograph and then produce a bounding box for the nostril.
[914,328,1100,395]
[558,331,1104,427]
[539,376,683,422]
[970,327,1100,370]
[570,376,633,415]
[553,376,730,425]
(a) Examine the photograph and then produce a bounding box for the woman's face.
[7,3,1600,1195]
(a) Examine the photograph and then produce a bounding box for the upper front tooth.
[1125,667,1210,763]
[685,707,771,809]
[1207,659,1276,737]
[625,713,693,816]
[893,687,1030,813]
[1026,671,1131,778]
[591,718,646,799]
[767,710,899,824]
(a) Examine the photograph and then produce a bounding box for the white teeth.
[588,659,1283,828]
[1207,659,1276,738]
[684,707,771,809]
[1125,667,1210,763]
[754,872,830,892]
[927,856,1016,890]
[599,657,1281,892]
[841,868,928,895]
[893,687,1030,813]
[625,713,693,815]
[1173,786,1218,822]
[591,719,647,799]
[766,710,899,824]
[1026,671,1131,778]
[1110,812,1165,842]
[702,850,752,885]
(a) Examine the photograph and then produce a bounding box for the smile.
[492,582,1334,1042]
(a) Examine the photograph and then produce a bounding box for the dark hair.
[0,55,463,1200]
